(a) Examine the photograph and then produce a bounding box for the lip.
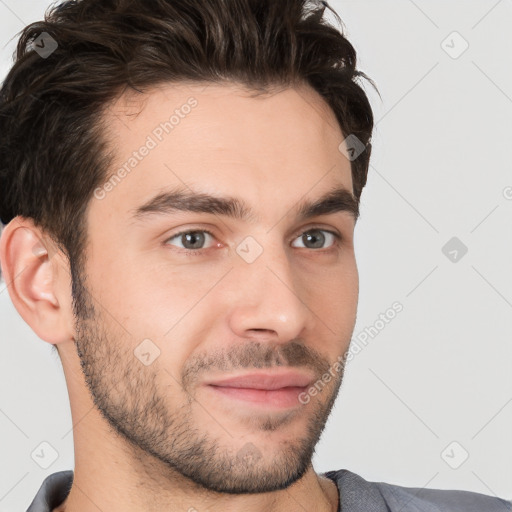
[203,370,315,408]
[204,370,315,390]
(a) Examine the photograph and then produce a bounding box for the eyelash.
[164,227,342,257]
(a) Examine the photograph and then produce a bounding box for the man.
[0,0,510,511]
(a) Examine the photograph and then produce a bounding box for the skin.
[0,82,359,511]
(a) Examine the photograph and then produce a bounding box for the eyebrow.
[129,184,359,224]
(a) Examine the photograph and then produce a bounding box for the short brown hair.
[0,0,375,283]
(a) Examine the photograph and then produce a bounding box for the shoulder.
[322,469,512,512]
[27,470,74,512]
[375,480,511,512]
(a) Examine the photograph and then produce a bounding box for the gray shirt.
[27,469,511,511]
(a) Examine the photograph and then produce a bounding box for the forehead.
[94,81,353,224]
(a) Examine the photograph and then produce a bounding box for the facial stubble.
[70,264,348,494]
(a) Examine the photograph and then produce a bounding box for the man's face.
[72,82,359,493]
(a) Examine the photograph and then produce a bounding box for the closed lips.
[204,371,315,390]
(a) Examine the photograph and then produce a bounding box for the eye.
[163,227,340,254]
[165,229,216,251]
[291,228,339,249]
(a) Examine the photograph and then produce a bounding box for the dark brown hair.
[0,0,375,285]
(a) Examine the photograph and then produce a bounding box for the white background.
[0,1,511,510]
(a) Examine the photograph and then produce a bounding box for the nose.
[226,240,314,344]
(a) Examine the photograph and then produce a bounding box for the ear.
[0,216,75,346]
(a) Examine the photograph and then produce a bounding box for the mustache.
[181,340,333,388]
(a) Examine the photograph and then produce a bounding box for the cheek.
[306,256,358,307]
[302,259,358,344]
[93,250,217,329]
[91,265,223,375]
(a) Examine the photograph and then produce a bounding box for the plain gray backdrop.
[0,1,511,510]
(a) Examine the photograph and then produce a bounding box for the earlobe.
[0,216,74,346]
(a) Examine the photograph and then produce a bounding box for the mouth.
[203,370,315,408]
